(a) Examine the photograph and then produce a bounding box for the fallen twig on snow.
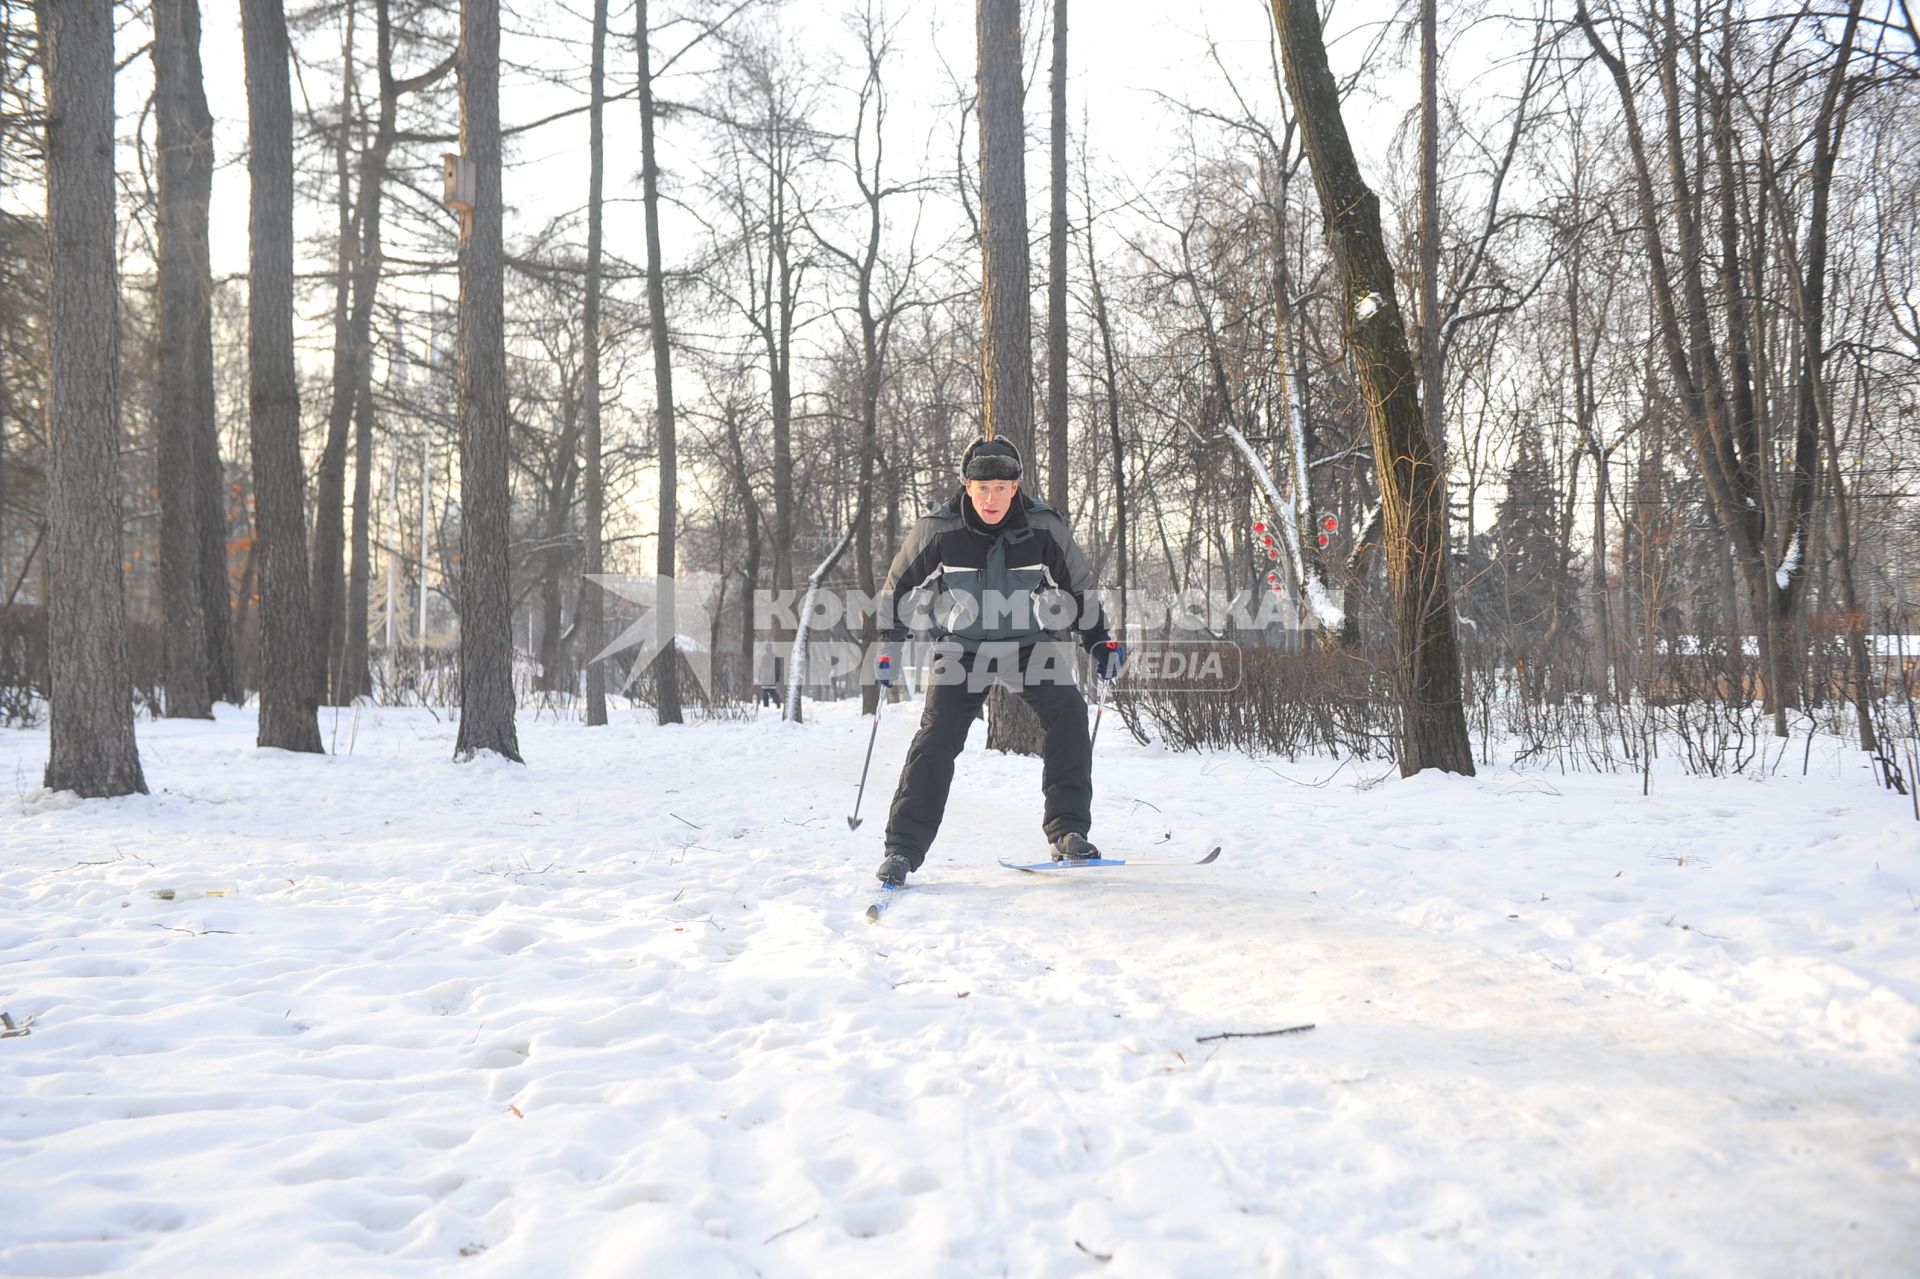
[763,1214,818,1245]
[1196,1024,1315,1043]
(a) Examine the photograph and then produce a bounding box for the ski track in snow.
[1,704,1916,1277]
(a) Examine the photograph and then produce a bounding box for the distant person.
[871,437,1122,887]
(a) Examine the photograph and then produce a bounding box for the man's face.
[966,478,1019,525]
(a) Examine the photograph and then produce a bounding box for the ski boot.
[1049,832,1101,863]
[875,851,913,887]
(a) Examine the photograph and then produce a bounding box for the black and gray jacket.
[880,489,1111,652]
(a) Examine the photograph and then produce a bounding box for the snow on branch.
[1220,422,1345,631]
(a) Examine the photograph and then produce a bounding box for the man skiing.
[871,436,1123,887]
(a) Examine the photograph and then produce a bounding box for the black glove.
[1093,639,1124,682]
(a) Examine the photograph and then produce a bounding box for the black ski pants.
[883,642,1092,869]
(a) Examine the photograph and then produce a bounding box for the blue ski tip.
[865,882,905,922]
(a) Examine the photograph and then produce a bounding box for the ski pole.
[848,653,889,830]
[1089,639,1119,748]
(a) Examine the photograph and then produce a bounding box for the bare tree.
[636,0,683,723]
[1081,173,1127,636]
[309,0,362,706]
[452,0,521,761]
[243,0,322,754]
[1774,0,1874,750]
[976,0,1048,755]
[1416,0,1440,475]
[1045,0,1069,510]
[153,0,214,718]
[311,0,452,704]
[1269,0,1474,776]
[814,3,921,718]
[354,3,451,704]
[36,0,146,795]
[1572,0,1853,736]
[699,21,824,700]
[181,1,235,709]
[976,0,1031,463]
[581,0,611,726]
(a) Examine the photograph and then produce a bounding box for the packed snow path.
[3,705,1915,1277]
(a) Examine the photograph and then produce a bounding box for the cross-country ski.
[997,845,1223,873]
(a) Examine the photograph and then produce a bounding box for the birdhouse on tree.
[441,154,475,212]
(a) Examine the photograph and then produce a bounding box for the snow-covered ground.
[2,701,1916,1277]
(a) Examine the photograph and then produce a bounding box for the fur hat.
[960,436,1023,482]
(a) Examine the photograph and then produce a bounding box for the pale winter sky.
[177,0,1466,289]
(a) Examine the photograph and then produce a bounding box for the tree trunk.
[344,344,374,702]
[724,400,760,701]
[37,0,148,796]
[978,0,1044,757]
[581,0,609,725]
[1822,382,1877,754]
[242,0,322,754]
[314,0,432,706]
[452,0,521,762]
[1270,0,1474,776]
[1567,223,1617,699]
[1792,0,1872,749]
[232,534,256,675]
[1418,0,1444,473]
[343,0,429,706]
[1045,0,1069,511]
[535,391,581,693]
[166,0,236,706]
[1086,219,1126,638]
[637,0,682,723]
[186,0,237,709]
[310,0,359,706]
[1774,0,1861,631]
[840,21,893,720]
[153,0,213,719]
[977,0,1032,460]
